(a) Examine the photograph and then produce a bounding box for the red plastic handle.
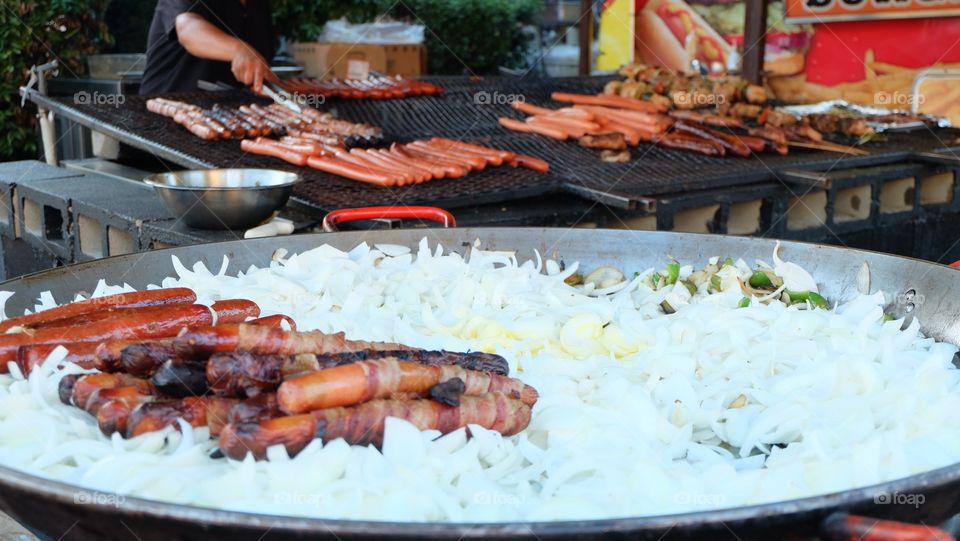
[823,513,954,541]
[949,261,960,269]
[322,206,456,232]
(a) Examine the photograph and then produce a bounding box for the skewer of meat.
[206,349,510,398]
[219,392,532,460]
[673,122,750,157]
[655,132,725,156]
[670,110,744,129]
[173,323,413,358]
[276,357,538,414]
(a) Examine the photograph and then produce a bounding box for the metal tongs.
[261,81,301,113]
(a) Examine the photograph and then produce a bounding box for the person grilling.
[139,0,277,95]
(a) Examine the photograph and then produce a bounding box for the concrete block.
[0,161,81,240]
[15,182,72,260]
[16,173,173,262]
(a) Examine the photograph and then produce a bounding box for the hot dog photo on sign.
[635,0,736,73]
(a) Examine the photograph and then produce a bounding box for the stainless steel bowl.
[144,169,300,230]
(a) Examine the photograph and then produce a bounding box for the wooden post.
[742,0,768,84]
[579,0,594,76]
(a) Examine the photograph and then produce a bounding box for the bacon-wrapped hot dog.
[207,349,509,398]
[85,385,153,417]
[219,392,533,460]
[174,324,413,358]
[276,357,538,414]
[125,396,240,438]
[151,359,209,398]
[66,372,154,410]
[96,393,155,436]
[103,310,283,378]
[114,340,177,377]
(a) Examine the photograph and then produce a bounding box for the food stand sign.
[785,0,960,23]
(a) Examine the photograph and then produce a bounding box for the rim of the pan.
[0,460,958,536]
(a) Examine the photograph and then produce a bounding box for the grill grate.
[34,76,960,211]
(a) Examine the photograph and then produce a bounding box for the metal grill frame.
[23,77,960,212]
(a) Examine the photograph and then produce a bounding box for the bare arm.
[174,12,277,92]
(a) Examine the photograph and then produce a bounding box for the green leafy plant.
[393,0,542,74]
[273,0,542,74]
[0,1,110,161]
[272,0,398,42]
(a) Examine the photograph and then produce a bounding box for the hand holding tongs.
[261,81,301,113]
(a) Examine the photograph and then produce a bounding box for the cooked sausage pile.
[8,288,537,460]
[499,92,791,160]
[242,136,550,187]
[146,98,382,145]
[276,75,442,100]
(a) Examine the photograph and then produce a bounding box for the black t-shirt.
[139,0,274,95]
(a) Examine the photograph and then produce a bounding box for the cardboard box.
[292,42,426,79]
